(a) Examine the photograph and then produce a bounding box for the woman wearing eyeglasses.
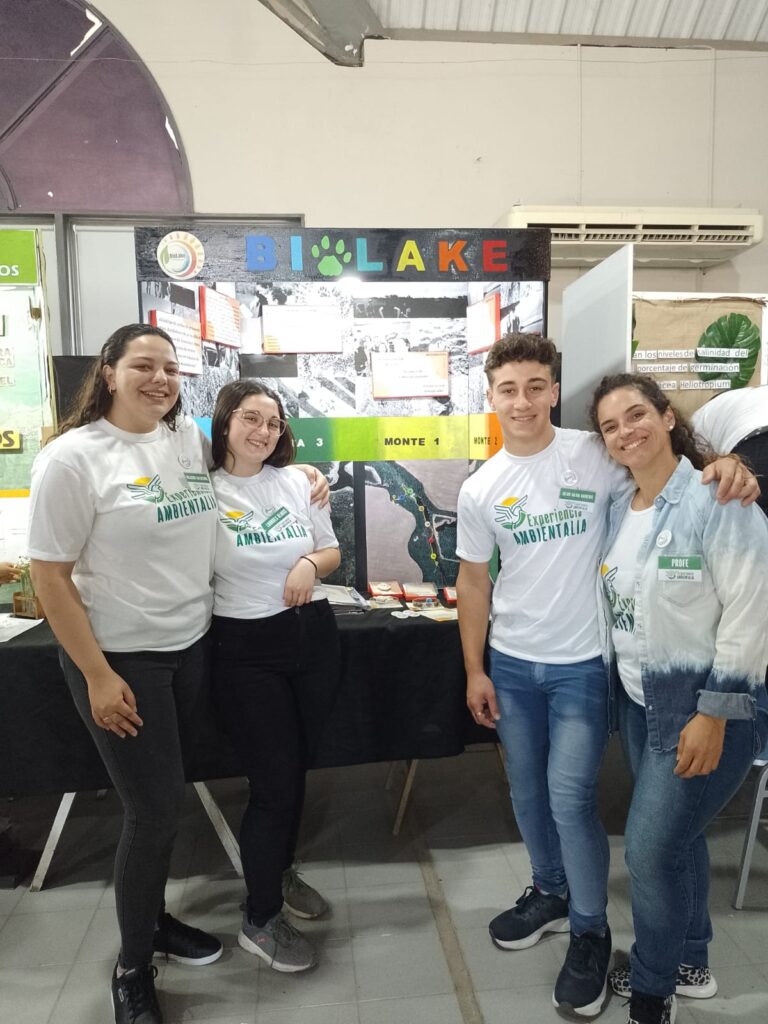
[209,380,341,974]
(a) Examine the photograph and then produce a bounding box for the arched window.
[0,0,192,213]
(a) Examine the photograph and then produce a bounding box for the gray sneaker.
[282,866,329,920]
[238,911,317,972]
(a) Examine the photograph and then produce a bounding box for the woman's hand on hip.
[86,669,143,738]
[283,558,316,607]
[674,713,726,778]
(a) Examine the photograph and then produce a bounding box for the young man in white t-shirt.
[456,334,754,1020]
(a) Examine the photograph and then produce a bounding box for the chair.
[732,745,768,909]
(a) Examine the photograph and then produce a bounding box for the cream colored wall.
[98,0,768,341]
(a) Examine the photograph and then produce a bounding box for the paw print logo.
[311,235,352,277]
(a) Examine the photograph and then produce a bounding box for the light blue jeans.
[491,650,610,935]
[619,688,768,997]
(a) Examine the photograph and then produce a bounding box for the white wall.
[96,0,768,342]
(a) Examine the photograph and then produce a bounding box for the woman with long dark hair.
[589,374,768,1024]
[28,324,222,1024]
[209,380,341,974]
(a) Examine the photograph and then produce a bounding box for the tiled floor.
[1,742,768,1024]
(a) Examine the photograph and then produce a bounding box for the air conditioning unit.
[496,206,763,268]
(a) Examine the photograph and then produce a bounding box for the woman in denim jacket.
[589,373,768,1024]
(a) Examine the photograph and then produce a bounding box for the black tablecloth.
[1,613,488,798]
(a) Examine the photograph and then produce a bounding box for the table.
[1,612,487,800]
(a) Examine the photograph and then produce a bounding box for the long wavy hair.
[55,324,181,436]
[588,373,715,471]
[210,379,295,472]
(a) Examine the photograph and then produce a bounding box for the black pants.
[211,600,340,923]
[61,634,210,968]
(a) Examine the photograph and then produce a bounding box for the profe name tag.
[658,555,702,582]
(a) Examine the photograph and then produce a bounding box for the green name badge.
[658,555,702,582]
[559,487,596,513]
[261,506,291,534]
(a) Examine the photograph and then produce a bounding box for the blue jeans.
[491,650,610,935]
[619,688,768,997]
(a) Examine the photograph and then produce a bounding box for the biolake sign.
[0,230,39,285]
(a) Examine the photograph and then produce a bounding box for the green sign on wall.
[0,230,38,285]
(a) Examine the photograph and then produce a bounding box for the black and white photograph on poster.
[319,460,357,588]
[509,281,545,335]
[363,459,465,587]
[352,283,468,320]
[239,352,299,379]
[140,281,198,320]
[243,378,301,418]
[296,355,357,417]
[468,357,491,415]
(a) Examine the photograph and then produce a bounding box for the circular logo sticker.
[656,529,672,548]
[156,231,205,280]
[178,454,192,469]
[562,469,578,485]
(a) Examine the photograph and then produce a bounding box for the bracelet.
[300,555,318,576]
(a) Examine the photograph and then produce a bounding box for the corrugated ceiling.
[368,0,768,47]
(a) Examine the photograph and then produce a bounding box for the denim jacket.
[598,456,768,752]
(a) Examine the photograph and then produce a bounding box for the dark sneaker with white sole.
[238,910,317,972]
[627,992,677,1024]
[610,963,717,1000]
[489,886,570,950]
[282,866,329,919]
[553,926,612,1018]
[111,963,162,1024]
[152,912,223,966]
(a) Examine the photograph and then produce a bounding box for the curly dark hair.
[210,379,295,472]
[484,333,560,382]
[588,373,715,471]
[55,324,181,436]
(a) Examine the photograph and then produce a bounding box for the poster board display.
[632,293,768,420]
[135,226,550,589]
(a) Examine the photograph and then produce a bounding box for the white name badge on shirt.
[558,487,596,514]
[261,505,299,535]
[657,555,702,582]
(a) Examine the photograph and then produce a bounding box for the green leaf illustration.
[696,313,760,389]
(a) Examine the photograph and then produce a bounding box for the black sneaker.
[552,926,612,1018]
[627,992,677,1024]
[152,911,223,966]
[489,886,570,950]
[111,963,162,1024]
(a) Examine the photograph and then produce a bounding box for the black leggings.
[61,634,210,968]
[211,601,340,923]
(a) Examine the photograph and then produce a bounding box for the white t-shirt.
[601,504,654,705]
[27,416,216,652]
[457,428,628,663]
[212,464,338,619]
[691,386,768,453]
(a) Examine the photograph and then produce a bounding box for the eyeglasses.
[233,408,286,435]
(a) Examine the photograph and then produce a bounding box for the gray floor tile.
[343,842,424,889]
[161,954,258,1021]
[179,874,244,947]
[0,964,71,1024]
[74,906,121,963]
[255,1004,358,1024]
[50,959,116,1024]
[15,878,107,916]
[352,932,453,1001]
[456,924,562,991]
[0,907,95,967]
[0,886,26,915]
[358,992,463,1024]
[346,883,437,939]
[717,908,768,964]
[685,963,768,1023]
[429,839,517,884]
[256,939,356,1009]
[440,874,525,930]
